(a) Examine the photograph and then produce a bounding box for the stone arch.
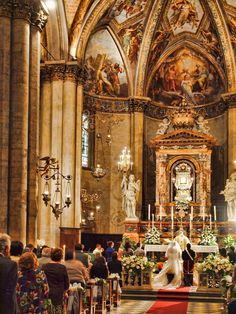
[43,0,68,60]
[136,0,236,96]
[73,0,114,60]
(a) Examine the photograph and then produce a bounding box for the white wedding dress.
[152,241,183,289]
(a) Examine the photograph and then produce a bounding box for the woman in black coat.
[90,256,108,279]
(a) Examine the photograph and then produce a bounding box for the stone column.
[38,65,52,245]
[74,76,84,228]
[222,93,236,175]
[61,63,78,227]
[27,4,47,244]
[129,97,149,218]
[0,1,12,233]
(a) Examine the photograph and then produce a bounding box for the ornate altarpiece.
[150,129,218,217]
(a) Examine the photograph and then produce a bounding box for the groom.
[182,243,196,286]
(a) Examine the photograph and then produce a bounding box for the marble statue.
[121,173,140,219]
[174,230,190,251]
[196,115,210,134]
[156,118,170,135]
[221,172,236,221]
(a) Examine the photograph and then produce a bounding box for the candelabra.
[117,147,133,173]
[37,157,72,219]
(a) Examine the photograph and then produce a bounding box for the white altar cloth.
[144,244,218,255]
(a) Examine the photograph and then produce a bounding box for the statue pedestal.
[124,218,140,242]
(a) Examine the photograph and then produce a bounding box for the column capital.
[12,0,31,21]
[222,92,236,108]
[31,1,48,31]
[128,96,151,113]
[0,0,13,18]
[64,63,79,83]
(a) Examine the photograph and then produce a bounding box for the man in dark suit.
[0,233,18,314]
[182,243,196,286]
[74,243,89,268]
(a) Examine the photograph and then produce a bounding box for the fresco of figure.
[170,0,199,30]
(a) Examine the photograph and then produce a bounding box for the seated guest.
[74,243,89,268]
[10,240,24,263]
[90,256,108,279]
[105,241,114,263]
[16,252,49,313]
[42,248,69,313]
[107,252,122,277]
[0,233,18,314]
[182,243,196,286]
[93,243,104,256]
[134,243,145,256]
[38,247,52,268]
[228,246,236,264]
[123,242,133,257]
[64,250,88,287]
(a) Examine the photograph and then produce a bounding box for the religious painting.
[119,21,144,64]
[226,0,236,7]
[113,0,147,24]
[167,0,203,35]
[85,30,128,97]
[148,48,224,106]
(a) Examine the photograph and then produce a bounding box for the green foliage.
[121,235,137,250]
[223,235,236,250]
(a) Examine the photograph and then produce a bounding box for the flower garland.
[199,226,217,246]
[122,255,155,275]
[196,254,233,278]
[143,226,161,245]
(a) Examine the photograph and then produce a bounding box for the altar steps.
[121,288,223,303]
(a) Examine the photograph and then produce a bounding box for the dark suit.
[182,248,195,286]
[0,255,17,314]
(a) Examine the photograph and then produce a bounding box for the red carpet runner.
[146,287,190,314]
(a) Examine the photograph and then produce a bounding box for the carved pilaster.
[64,64,79,83]
[30,1,48,31]
[0,0,13,17]
[12,0,31,21]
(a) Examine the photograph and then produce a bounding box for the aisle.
[110,300,223,314]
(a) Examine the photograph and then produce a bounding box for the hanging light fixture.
[91,133,107,180]
[37,157,72,219]
[117,147,133,173]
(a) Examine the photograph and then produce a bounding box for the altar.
[144,244,219,255]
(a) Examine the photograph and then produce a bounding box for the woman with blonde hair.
[16,252,49,313]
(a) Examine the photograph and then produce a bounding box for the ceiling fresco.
[167,0,204,35]
[43,0,236,100]
[148,48,225,106]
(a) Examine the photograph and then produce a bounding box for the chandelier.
[37,157,72,219]
[91,133,107,180]
[117,147,133,173]
[81,188,102,226]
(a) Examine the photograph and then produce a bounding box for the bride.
[152,241,183,289]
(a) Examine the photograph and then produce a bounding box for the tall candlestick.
[209,214,212,229]
[152,213,154,228]
[63,244,66,260]
[202,206,205,221]
[160,205,162,221]
[148,204,151,221]
[171,206,174,230]
[213,205,216,221]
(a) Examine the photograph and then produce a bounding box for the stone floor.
[109,300,224,314]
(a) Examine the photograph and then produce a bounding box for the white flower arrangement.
[122,255,155,275]
[69,282,86,293]
[143,226,161,245]
[223,235,236,249]
[196,254,233,278]
[36,239,45,247]
[108,273,120,279]
[199,226,217,246]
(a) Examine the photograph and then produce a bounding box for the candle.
[190,206,193,221]
[63,244,66,260]
[210,214,212,229]
[190,214,192,231]
[152,213,154,228]
[160,205,162,221]
[171,206,174,230]
[213,205,216,221]
[148,204,151,221]
[202,206,205,221]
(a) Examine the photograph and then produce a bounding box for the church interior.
[1,0,236,313]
